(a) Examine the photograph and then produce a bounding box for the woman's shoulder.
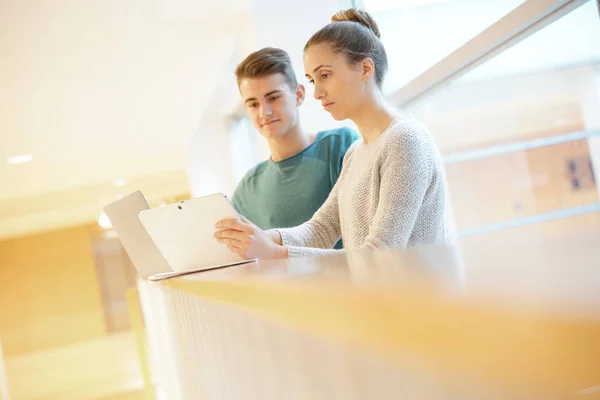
[387,115,431,141]
[341,139,362,163]
[382,116,438,162]
[383,114,424,136]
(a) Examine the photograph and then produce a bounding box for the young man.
[231,47,359,248]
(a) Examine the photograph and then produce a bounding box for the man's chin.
[260,128,288,139]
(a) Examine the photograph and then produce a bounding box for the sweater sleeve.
[275,145,357,257]
[359,125,434,250]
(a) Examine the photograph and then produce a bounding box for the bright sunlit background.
[1,0,599,399]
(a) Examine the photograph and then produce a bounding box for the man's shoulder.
[236,160,270,188]
[316,126,360,144]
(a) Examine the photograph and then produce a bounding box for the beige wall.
[447,139,598,231]
[0,225,106,356]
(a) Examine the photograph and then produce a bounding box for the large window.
[363,0,528,93]
[403,0,600,245]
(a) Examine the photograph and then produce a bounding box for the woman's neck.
[351,91,400,144]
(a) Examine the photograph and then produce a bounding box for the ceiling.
[0,0,253,238]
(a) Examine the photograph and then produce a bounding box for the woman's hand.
[214,216,287,260]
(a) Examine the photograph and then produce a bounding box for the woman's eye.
[321,73,330,79]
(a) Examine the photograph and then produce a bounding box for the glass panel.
[366,0,527,93]
[407,0,600,243]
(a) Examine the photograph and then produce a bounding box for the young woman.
[215,8,455,259]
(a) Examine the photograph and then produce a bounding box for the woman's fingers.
[226,244,245,258]
[214,229,251,243]
[215,218,253,233]
[214,217,256,259]
[217,236,241,247]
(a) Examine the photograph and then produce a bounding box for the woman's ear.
[361,58,375,82]
[295,84,306,106]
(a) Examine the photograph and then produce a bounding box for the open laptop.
[103,191,254,281]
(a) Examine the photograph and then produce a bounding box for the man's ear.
[361,57,375,82]
[295,84,306,106]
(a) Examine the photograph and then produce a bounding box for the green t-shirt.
[231,127,360,249]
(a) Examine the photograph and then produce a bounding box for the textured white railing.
[133,234,600,400]
[138,281,509,400]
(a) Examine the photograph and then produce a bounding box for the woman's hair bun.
[331,8,381,39]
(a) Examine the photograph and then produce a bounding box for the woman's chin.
[328,110,346,121]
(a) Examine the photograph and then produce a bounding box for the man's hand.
[214,216,287,260]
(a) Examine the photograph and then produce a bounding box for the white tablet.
[139,193,252,273]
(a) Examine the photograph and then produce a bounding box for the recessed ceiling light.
[8,154,33,164]
[113,178,128,187]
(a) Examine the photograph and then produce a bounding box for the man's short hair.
[235,47,298,89]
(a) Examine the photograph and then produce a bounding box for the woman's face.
[303,44,369,121]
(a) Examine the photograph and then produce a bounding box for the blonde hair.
[235,47,298,89]
[304,9,388,88]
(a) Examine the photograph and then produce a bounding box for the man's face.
[239,73,305,139]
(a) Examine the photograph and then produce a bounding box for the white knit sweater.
[276,117,455,257]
